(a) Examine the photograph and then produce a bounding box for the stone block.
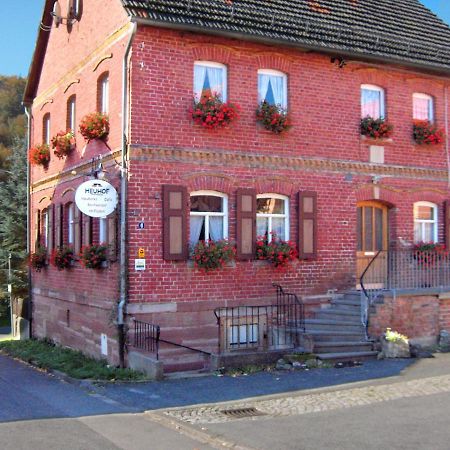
[128,351,164,380]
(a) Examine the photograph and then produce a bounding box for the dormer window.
[258,69,287,108]
[413,93,434,122]
[193,62,227,101]
[361,84,385,119]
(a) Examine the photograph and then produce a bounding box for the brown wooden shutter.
[54,204,62,248]
[82,213,92,246]
[47,205,54,253]
[236,188,256,260]
[34,209,41,251]
[107,210,118,262]
[298,191,318,259]
[445,201,450,249]
[74,205,82,253]
[163,185,187,260]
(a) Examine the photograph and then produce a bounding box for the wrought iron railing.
[360,248,450,334]
[214,284,304,354]
[133,319,160,359]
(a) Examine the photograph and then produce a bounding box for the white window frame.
[99,217,107,244]
[42,209,49,247]
[68,203,75,245]
[100,74,109,114]
[68,96,76,131]
[361,84,385,119]
[193,61,227,101]
[256,193,290,242]
[257,69,288,108]
[189,190,228,244]
[43,114,51,145]
[413,93,434,122]
[413,201,438,243]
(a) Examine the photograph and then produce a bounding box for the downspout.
[118,21,137,368]
[24,105,32,337]
[445,85,450,188]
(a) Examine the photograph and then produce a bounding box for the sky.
[0,1,450,77]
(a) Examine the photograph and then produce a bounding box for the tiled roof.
[121,0,450,73]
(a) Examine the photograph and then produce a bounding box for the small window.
[189,191,228,246]
[97,73,109,114]
[67,203,75,245]
[361,84,385,119]
[99,217,107,243]
[414,202,438,243]
[67,95,76,131]
[256,194,289,242]
[43,113,51,145]
[413,93,434,122]
[193,62,227,101]
[258,69,287,108]
[42,209,49,247]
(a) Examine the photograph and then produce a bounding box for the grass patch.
[0,339,147,381]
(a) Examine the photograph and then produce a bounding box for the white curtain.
[193,65,207,100]
[271,75,285,107]
[272,218,285,240]
[361,89,381,118]
[413,97,431,120]
[209,216,223,241]
[257,217,268,238]
[190,216,204,246]
[207,67,224,98]
[258,74,271,104]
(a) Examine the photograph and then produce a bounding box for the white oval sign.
[75,180,118,218]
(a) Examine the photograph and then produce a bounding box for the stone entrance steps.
[305,291,378,362]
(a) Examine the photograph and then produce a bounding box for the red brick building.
[24,0,450,373]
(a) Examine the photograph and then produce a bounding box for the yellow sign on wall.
[138,248,145,258]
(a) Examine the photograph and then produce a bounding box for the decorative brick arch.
[191,45,233,65]
[183,172,234,194]
[409,189,448,204]
[255,177,295,196]
[256,53,292,74]
[354,184,399,207]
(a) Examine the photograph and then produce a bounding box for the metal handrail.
[359,249,382,302]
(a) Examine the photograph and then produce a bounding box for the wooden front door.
[356,201,388,288]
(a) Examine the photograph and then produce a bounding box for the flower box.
[50,246,75,270]
[413,120,444,145]
[256,101,291,134]
[79,112,109,141]
[30,247,48,272]
[191,93,239,130]
[360,116,393,140]
[80,244,108,269]
[255,233,298,269]
[51,131,76,159]
[191,239,236,272]
[29,144,50,167]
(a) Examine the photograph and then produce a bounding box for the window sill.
[360,135,394,145]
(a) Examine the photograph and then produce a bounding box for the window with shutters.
[414,202,438,243]
[67,203,75,245]
[413,93,434,122]
[41,208,49,247]
[189,191,228,247]
[361,84,385,119]
[193,62,227,101]
[256,194,289,241]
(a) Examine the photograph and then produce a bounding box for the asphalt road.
[1,352,450,449]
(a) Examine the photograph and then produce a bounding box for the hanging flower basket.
[360,116,393,139]
[191,239,236,272]
[30,247,48,272]
[413,120,444,145]
[50,246,75,270]
[51,131,76,159]
[79,112,109,141]
[256,101,292,134]
[191,93,239,130]
[29,144,50,167]
[255,233,298,268]
[80,244,108,269]
[413,242,447,266]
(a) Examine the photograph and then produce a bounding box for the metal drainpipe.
[24,105,32,338]
[445,85,450,188]
[118,22,137,368]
